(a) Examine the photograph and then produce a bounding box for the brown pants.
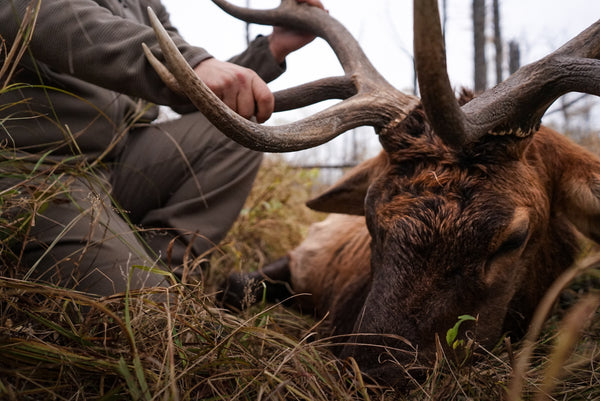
[5,112,262,295]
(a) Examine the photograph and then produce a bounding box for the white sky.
[159,0,600,164]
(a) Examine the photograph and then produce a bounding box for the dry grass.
[0,279,379,400]
[0,154,386,400]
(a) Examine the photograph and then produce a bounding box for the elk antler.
[144,0,418,153]
[415,0,600,146]
[413,0,466,147]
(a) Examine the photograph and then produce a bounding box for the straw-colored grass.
[0,148,384,399]
[0,278,379,400]
[207,157,324,288]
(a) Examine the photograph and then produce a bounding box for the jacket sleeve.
[229,35,286,84]
[1,0,211,108]
[2,0,286,110]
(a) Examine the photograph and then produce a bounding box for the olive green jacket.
[0,0,284,158]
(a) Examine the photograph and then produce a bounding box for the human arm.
[1,0,208,108]
[1,0,324,122]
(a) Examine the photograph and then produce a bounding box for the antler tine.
[142,42,182,94]
[146,4,418,153]
[462,20,600,142]
[413,0,467,148]
[146,6,416,152]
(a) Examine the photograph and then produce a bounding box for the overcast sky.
[159,0,600,163]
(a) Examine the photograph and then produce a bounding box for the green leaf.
[446,315,477,347]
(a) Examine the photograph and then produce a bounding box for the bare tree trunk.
[245,0,251,46]
[442,0,448,39]
[473,0,487,93]
[508,40,520,75]
[493,0,502,85]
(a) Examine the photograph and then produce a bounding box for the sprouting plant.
[446,314,477,349]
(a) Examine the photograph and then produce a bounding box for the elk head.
[145,0,600,387]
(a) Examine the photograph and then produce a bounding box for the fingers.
[234,74,255,120]
[219,77,238,115]
[231,70,274,123]
[252,76,274,123]
[193,59,274,123]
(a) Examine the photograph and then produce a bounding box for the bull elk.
[145,0,600,388]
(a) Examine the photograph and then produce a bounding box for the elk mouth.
[337,328,440,389]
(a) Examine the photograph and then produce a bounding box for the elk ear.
[559,172,600,243]
[307,152,390,215]
[546,128,600,243]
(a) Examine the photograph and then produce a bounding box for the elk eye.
[493,227,529,258]
[490,207,531,261]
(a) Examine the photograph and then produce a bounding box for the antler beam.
[461,20,600,140]
[414,0,600,146]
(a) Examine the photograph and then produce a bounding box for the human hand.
[268,0,326,64]
[193,58,274,123]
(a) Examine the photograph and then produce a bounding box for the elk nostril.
[217,272,262,310]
